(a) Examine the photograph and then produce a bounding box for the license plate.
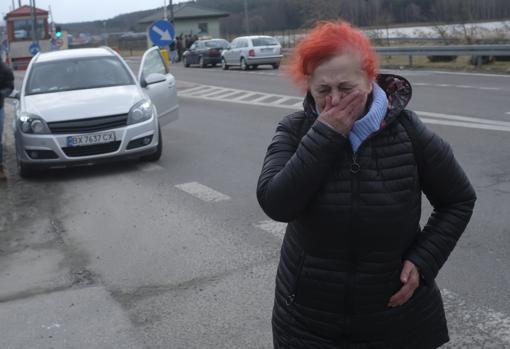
[66,132,115,147]
[261,48,273,53]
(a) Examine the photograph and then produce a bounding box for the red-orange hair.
[288,21,379,89]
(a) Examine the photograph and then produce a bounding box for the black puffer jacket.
[257,74,476,348]
[0,60,14,109]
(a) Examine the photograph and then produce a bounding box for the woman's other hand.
[388,260,420,307]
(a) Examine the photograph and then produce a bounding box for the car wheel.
[199,56,207,68]
[222,58,229,70]
[272,63,280,70]
[252,65,258,70]
[141,126,163,162]
[184,57,190,68]
[211,63,217,67]
[241,58,248,71]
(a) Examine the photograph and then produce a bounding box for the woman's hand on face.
[317,90,366,136]
[388,260,420,307]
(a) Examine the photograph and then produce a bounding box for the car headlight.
[18,113,51,134]
[127,99,155,125]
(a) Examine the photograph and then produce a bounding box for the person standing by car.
[0,59,14,180]
[257,21,476,348]
[176,35,184,62]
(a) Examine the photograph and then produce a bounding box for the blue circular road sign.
[29,42,40,56]
[148,20,175,47]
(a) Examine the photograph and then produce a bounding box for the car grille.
[48,114,128,134]
[62,141,121,157]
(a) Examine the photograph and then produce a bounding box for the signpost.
[148,20,175,47]
[29,42,40,56]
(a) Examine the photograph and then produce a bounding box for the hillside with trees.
[62,0,510,36]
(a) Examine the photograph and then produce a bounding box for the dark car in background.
[182,39,230,68]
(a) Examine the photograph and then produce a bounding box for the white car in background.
[10,46,179,177]
[221,35,283,71]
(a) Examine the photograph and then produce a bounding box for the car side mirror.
[144,73,167,86]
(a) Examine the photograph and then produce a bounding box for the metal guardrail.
[375,44,510,56]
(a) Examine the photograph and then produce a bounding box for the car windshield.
[252,37,279,47]
[204,40,228,48]
[25,56,135,95]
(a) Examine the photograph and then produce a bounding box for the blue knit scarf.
[349,83,388,152]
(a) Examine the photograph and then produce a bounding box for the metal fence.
[376,44,510,67]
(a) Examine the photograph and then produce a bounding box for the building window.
[198,23,208,34]
[12,18,46,41]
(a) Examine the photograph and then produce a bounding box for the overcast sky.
[1,0,187,24]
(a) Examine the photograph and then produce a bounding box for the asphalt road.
[1,62,510,348]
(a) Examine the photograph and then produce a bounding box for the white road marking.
[254,220,287,239]
[201,88,231,98]
[479,87,501,91]
[429,70,510,78]
[421,118,510,132]
[179,83,510,133]
[416,111,510,127]
[268,97,293,105]
[231,92,259,101]
[180,86,211,94]
[175,182,231,202]
[42,323,61,330]
[413,83,499,91]
[505,112,510,116]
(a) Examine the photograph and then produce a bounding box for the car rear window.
[252,38,279,47]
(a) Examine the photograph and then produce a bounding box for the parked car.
[221,35,282,71]
[9,46,179,177]
[182,39,229,68]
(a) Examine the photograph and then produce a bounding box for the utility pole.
[244,0,250,34]
[11,0,15,11]
[30,0,39,44]
[169,0,174,23]
[163,0,167,20]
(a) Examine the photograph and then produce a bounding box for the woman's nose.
[329,90,345,106]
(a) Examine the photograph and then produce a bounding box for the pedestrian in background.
[176,35,184,62]
[257,21,476,348]
[0,59,14,180]
[169,40,177,64]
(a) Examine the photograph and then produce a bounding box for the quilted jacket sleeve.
[404,112,476,285]
[257,114,348,222]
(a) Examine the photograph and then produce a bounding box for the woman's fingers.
[388,261,420,307]
[400,260,416,283]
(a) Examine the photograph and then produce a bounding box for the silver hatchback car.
[221,35,282,71]
[10,46,179,177]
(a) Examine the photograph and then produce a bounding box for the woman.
[257,21,476,348]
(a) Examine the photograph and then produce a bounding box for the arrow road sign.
[29,42,40,56]
[148,20,175,47]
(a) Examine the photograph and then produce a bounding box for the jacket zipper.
[346,150,361,319]
[286,250,306,306]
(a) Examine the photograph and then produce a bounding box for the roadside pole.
[30,0,39,45]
